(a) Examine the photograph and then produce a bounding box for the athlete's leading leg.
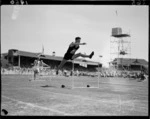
[72,51,94,60]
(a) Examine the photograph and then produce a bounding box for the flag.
[42,45,44,55]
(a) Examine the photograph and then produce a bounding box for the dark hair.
[75,37,81,41]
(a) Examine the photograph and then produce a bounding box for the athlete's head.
[75,37,81,43]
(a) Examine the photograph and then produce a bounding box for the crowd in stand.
[1,67,53,75]
[98,69,148,81]
[1,66,148,81]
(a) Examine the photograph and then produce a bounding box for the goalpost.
[71,60,100,89]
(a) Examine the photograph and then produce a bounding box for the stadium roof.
[2,50,100,66]
[110,58,148,66]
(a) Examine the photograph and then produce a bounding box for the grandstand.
[109,58,148,74]
[1,49,148,76]
[1,49,101,72]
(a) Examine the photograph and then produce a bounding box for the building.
[109,58,148,73]
[1,49,101,72]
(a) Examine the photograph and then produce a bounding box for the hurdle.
[72,60,74,89]
[71,60,100,89]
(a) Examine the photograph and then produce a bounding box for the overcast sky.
[1,5,148,67]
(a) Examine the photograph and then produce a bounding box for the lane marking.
[2,95,72,115]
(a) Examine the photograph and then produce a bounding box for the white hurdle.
[71,60,100,89]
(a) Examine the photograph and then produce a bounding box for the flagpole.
[42,44,44,55]
[18,51,20,68]
[115,10,119,27]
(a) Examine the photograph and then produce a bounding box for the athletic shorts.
[63,53,74,60]
[34,67,40,73]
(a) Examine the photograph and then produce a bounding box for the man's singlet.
[66,43,79,55]
[63,43,80,60]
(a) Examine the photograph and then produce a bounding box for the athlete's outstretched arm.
[69,42,86,47]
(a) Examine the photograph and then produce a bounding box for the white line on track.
[2,95,72,115]
[3,85,118,104]
[2,85,148,114]
[24,87,149,110]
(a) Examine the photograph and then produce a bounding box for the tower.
[110,27,131,70]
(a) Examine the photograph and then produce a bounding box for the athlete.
[33,58,42,80]
[56,37,94,75]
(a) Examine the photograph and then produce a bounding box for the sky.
[1,5,149,67]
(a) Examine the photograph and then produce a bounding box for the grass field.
[1,74,148,116]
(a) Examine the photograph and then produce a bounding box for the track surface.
[1,74,148,116]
